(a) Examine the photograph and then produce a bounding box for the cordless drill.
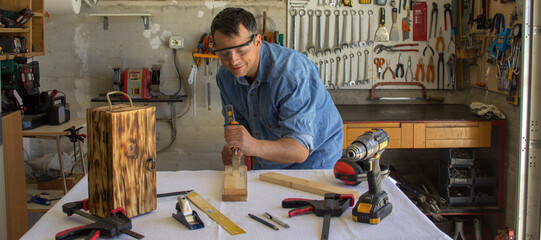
[346,129,392,224]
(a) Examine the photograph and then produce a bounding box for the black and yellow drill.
[346,129,392,224]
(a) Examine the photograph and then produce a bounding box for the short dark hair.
[211,7,258,37]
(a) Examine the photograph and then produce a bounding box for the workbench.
[21,170,451,240]
[336,104,506,228]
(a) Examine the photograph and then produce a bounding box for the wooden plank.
[401,123,414,148]
[22,119,86,136]
[2,111,28,240]
[413,123,426,148]
[344,122,401,128]
[478,122,492,147]
[259,172,360,198]
[222,165,247,201]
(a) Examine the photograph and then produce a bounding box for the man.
[211,7,343,169]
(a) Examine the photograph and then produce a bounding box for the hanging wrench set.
[287,0,457,90]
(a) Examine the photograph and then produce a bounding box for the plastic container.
[441,148,475,167]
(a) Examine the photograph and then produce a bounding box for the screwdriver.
[225,105,240,171]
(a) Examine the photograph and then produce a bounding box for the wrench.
[318,60,324,83]
[333,10,342,54]
[362,49,370,84]
[329,0,337,7]
[316,10,322,56]
[329,58,335,89]
[323,60,328,87]
[350,10,358,48]
[355,52,363,85]
[290,10,297,50]
[367,10,374,46]
[358,10,366,47]
[298,10,307,55]
[335,56,341,87]
[306,10,316,54]
[342,55,348,87]
[317,10,330,56]
[340,10,349,50]
[349,53,355,86]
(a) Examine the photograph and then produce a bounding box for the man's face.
[213,24,261,79]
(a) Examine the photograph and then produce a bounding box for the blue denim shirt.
[216,41,343,169]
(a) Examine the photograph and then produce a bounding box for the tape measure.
[186,191,246,235]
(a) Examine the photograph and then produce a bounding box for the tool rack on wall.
[286,0,456,90]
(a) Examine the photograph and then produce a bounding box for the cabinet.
[2,111,28,240]
[337,104,506,228]
[0,0,45,60]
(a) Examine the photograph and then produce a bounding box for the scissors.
[373,58,385,79]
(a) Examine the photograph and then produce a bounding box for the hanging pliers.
[436,27,445,52]
[423,41,434,56]
[383,59,396,80]
[429,2,438,38]
[395,53,404,78]
[437,53,445,90]
[416,57,425,82]
[426,55,435,83]
[444,4,452,31]
[405,56,413,82]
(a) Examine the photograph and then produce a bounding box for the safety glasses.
[213,34,256,59]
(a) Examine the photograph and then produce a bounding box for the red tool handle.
[288,206,314,218]
[55,225,100,240]
[338,194,356,207]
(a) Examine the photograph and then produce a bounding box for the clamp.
[57,199,144,240]
[429,2,438,38]
[395,53,404,78]
[382,59,396,80]
[423,42,434,56]
[373,43,419,54]
[437,53,445,89]
[444,3,451,31]
[282,193,354,240]
[492,13,505,35]
[405,56,413,82]
[426,55,435,83]
[436,27,445,52]
[415,58,425,82]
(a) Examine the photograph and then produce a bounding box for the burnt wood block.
[87,104,157,218]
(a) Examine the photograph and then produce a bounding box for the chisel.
[225,105,240,171]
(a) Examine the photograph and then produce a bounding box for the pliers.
[429,2,438,38]
[446,53,457,89]
[416,57,425,82]
[437,53,445,90]
[382,59,396,80]
[423,41,434,56]
[426,55,435,83]
[436,27,445,52]
[395,53,404,78]
[444,4,452,31]
[374,43,419,54]
[405,56,413,82]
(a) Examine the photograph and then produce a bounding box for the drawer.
[414,122,491,148]
[343,123,413,149]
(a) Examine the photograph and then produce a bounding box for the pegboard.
[466,0,521,99]
[286,0,456,90]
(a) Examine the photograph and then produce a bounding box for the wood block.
[222,165,247,201]
[37,174,83,191]
[259,172,360,198]
[87,104,157,218]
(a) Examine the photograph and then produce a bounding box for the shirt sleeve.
[276,65,318,152]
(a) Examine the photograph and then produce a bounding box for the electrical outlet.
[169,36,184,49]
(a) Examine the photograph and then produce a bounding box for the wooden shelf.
[0,28,31,33]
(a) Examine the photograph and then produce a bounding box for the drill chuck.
[346,134,380,161]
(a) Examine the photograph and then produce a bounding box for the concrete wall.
[27,0,520,228]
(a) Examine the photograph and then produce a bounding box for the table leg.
[56,135,68,194]
[78,141,86,175]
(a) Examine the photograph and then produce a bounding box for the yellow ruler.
[186,191,246,235]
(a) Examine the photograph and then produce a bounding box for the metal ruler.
[186,191,246,235]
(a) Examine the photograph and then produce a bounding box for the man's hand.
[224,124,258,156]
[221,145,244,165]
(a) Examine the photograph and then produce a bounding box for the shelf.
[89,13,154,30]
[192,53,218,59]
[437,206,502,215]
[0,55,15,60]
[0,28,31,33]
